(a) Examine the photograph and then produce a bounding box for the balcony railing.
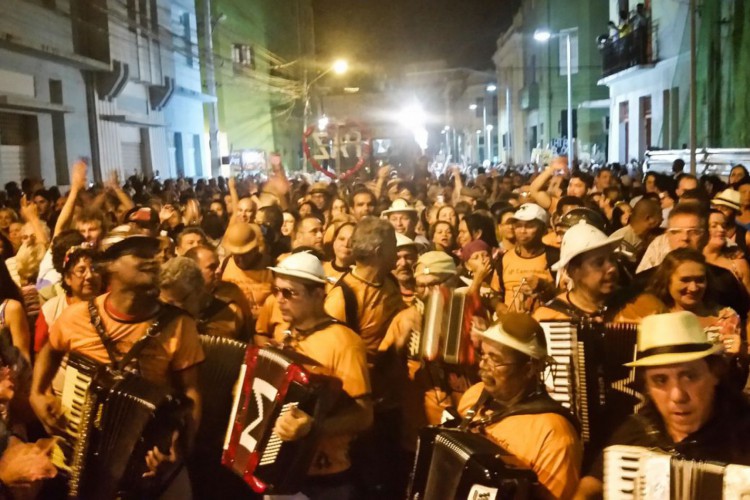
[600,26,651,78]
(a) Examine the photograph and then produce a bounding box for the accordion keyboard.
[539,322,575,409]
[604,445,648,500]
[259,402,296,466]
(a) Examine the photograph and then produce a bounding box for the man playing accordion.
[267,251,373,499]
[458,313,582,499]
[576,311,750,498]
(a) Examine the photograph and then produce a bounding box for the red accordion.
[222,345,343,494]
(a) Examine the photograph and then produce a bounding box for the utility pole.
[689,0,697,175]
[202,0,221,178]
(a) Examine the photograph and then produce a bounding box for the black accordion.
[540,321,639,449]
[408,286,472,364]
[195,335,247,455]
[408,427,538,500]
[51,352,191,499]
[604,445,750,499]
[222,345,343,494]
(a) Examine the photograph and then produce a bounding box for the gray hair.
[351,217,395,262]
[160,256,204,298]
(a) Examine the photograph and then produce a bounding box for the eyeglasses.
[69,265,99,278]
[271,285,302,301]
[666,228,704,237]
[478,351,525,369]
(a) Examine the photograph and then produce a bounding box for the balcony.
[600,27,652,78]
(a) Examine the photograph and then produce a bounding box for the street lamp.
[534,27,576,171]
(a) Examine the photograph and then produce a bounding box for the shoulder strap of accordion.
[542,297,583,321]
[458,390,492,431]
[88,299,119,365]
[332,272,359,333]
[468,390,582,434]
[117,304,183,371]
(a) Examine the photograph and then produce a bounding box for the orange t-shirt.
[287,323,371,476]
[458,383,582,500]
[324,272,405,355]
[48,294,205,387]
[256,294,288,343]
[219,257,273,319]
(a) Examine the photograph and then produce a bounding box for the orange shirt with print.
[285,323,371,476]
[219,257,273,319]
[458,383,582,500]
[49,294,205,387]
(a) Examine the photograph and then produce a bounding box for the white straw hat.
[625,311,724,367]
[382,198,418,215]
[509,203,549,225]
[551,221,623,272]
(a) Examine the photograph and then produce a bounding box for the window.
[232,44,255,70]
[181,12,193,66]
[126,0,137,33]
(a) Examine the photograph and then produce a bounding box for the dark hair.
[428,220,457,250]
[556,196,584,215]
[668,202,708,228]
[60,247,101,296]
[32,188,52,202]
[200,212,226,240]
[463,212,499,248]
[0,259,22,304]
[349,188,375,208]
[571,172,594,189]
[646,248,707,308]
[52,230,87,274]
[258,205,284,233]
[454,201,473,218]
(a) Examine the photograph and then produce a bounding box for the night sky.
[313,0,521,72]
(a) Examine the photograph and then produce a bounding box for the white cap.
[268,251,327,284]
[509,203,549,225]
[551,221,623,271]
[396,232,418,249]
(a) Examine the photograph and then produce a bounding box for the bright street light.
[486,84,497,92]
[332,59,348,75]
[486,124,494,131]
[469,103,478,111]
[533,29,552,42]
[317,115,329,131]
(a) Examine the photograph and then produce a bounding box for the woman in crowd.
[323,216,356,283]
[330,197,350,219]
[436,205,458,228]
[34,245,102,353]
[645,248,743,356]
[703,209,750,296]
[457,212,498,250]
[429,220,457,254]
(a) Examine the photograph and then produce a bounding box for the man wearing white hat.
[457,313,582,499]
[712,188,750,255]
[497,203,559,313]
[382,198,430,248]
[267,251,373,498]
[534,222,663,323]
[576,311,750,498]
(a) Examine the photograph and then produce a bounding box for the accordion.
[51,352,192,499]
[540,321,639,447]
[408,427,538,500]
[195,335,247,454]
[222,345,344,494]
[408,286,471,364]
[604,445,750,499]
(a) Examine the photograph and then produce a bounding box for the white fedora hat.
[395,232,418,249]
[268,251,327,284]
[625,311,724,367]
[711,189,741,212]
[382,198,417,215]
[551,221,623,272]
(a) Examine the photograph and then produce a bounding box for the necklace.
[566,290,607,317]
[350,267,382,287]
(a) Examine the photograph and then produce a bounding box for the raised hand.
[19,195,39,221]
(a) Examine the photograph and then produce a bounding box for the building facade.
[0,0,209,186]
[493,0,610,166]
[203,0,314,173]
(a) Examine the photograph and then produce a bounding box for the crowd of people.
[0,152,748,499]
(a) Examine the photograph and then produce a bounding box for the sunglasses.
[271,285,302,300]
